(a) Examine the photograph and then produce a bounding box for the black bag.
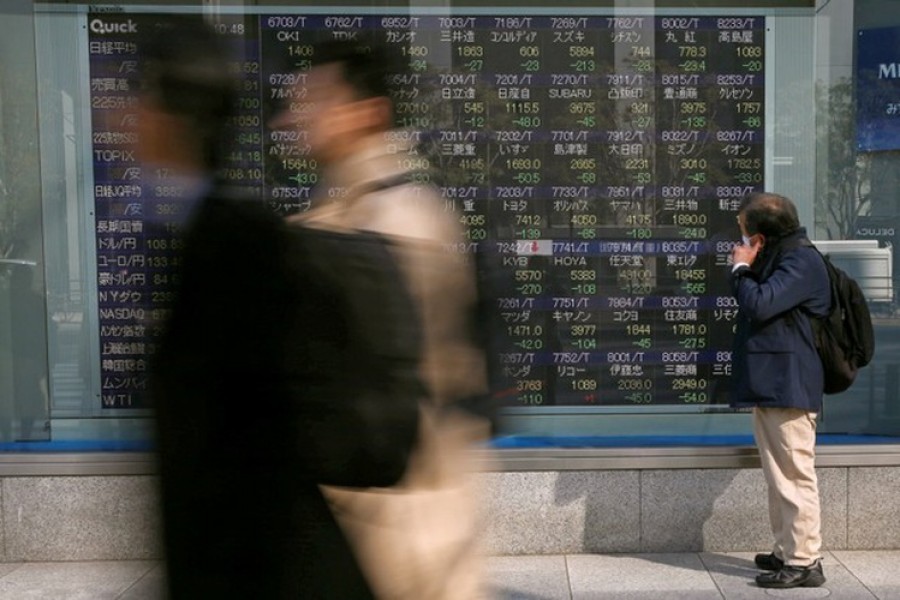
[809,246,876,394]
[282,225,424,488]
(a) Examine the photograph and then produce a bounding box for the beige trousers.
[752,407,822,566]
[322,409,490,600]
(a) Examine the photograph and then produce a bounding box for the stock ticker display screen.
[87,11,764,409]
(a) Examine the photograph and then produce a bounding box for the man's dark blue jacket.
[729,228,830,411]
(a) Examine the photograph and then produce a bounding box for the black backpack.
[282,224,425,488]
[806,244,876,394]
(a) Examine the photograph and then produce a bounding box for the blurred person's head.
[135,16,238,173]
[276,39,400,165]
[738,192,800,246]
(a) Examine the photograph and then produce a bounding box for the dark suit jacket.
[729,229,831,411]
[150,190,375,599]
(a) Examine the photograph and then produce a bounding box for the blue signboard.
[857,26,900,152]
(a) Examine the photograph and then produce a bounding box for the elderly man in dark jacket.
[729,192,830,589]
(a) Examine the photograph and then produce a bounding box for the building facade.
[0,0,898,559]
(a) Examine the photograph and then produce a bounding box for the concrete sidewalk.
[489,551,900,599]
[0,551,897,599]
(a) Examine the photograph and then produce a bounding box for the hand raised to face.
[732,235,763,266]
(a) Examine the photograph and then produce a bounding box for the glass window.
[1,0,896,454]
[0,0,51,445]
[812,0,900,441]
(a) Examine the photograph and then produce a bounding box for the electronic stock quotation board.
[87,10,764,410]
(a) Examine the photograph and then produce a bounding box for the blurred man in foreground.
[146,19,377,599]
[277,40,491,599]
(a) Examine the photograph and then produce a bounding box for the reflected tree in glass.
[815,77,872,240]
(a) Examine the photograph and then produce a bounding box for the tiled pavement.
[489,551,900,599]
[0,550,897,599]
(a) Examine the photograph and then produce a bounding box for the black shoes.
[756,558,826,588]
[753,552,784,571]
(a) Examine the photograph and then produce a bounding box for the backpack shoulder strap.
[364,172,416,193]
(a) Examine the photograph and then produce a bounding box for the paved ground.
[489,552,900,599]
[0,550,897,599]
